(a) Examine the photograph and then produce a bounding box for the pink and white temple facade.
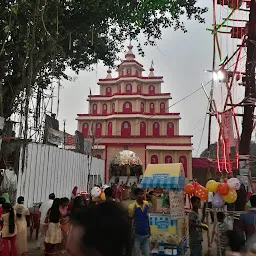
[76,44,193,183]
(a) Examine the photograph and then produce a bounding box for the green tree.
[0,0,207,119]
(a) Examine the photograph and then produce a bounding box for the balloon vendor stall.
[184,177,240,253]
[140,163,187,256]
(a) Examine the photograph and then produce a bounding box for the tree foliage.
[0,0,207,119]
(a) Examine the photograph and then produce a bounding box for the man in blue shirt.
[128,188,150,256]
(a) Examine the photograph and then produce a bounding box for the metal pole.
[63,119,66,149]
[239,0,256,194]
[207,0,217,178]
[239,0,256,156]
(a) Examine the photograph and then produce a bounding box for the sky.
[55,1,247,157]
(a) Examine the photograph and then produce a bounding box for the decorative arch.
[149,85,155,95]
[160,102,165,113]
[102,104,107,115]
[137,84,142,94]
[121,121,131,137]
[151,155,158,164]
[108,122,112,136]
[82,123,89,137]
[165,155,173,163]
[167,122,174,137]
[179,156,188,177]
[126,84,132,94]
[123,102,132,113]
[140,121,146,136]
[106,87,112,96]
[153,122,160,137]
[150,103,155,114]
[140,102,145,113]
[95,123,102,137]
[92,104,97,115]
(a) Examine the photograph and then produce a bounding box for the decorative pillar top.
[149,61,155,77]
[106,69,112,79]
[125,42,135,60]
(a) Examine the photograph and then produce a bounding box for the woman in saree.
[59,197,70,250]
[14,196,29,256]
[44,198,62,256]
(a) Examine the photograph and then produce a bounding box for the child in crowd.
[216,212,230,256]
[189,196,208,256]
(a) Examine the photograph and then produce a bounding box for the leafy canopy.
[0,0,207,118]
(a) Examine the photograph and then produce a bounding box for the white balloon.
[227,178,241,190]
[91,186,101,197]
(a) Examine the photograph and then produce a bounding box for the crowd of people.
[0,184,256,256]
[0,194,29,255]
[189,194,256,256]
[36,188,131,256]
[0,186,131,256]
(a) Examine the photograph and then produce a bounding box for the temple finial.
[125,42,135,60]
[149,60,155,77]
[106,68,112,78]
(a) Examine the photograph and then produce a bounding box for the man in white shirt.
[37,193,55,249]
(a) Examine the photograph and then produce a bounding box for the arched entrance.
[109,150,143,201]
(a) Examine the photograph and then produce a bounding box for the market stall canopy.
[140,163,185,189]
[110,150,142,166]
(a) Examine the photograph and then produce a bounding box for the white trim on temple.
[146,146,193,150]
[98,76,163,84]
[76,114,181,121]
[87,94,172,101]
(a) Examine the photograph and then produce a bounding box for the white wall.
[16,143,104,207]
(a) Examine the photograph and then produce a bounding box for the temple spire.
[149,60,155,77]
[125,42,135,60]
[106,68,112,79]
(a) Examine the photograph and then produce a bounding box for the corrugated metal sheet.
[16,143,104,207]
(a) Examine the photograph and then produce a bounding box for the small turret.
[106,69,112,79]
[125,42,135,60]
[149,61,155,77]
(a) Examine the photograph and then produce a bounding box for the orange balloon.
[218,183,230,196]
[184,183,195,195]
[192,181,199,189]
[194,185,208,201]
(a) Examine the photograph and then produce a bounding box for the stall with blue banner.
[140,163,187,256]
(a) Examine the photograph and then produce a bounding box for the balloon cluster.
[184,178,240,208]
